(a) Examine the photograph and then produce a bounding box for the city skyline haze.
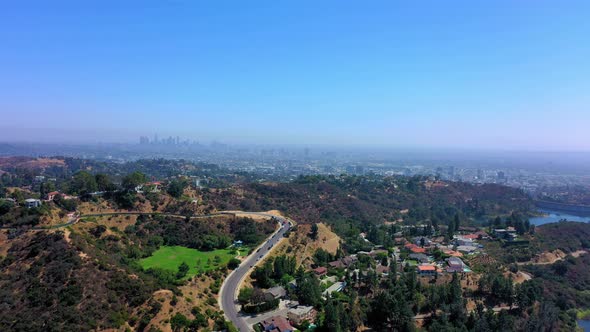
[1,1,589,151]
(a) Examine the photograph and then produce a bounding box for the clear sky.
[1,1,589,150]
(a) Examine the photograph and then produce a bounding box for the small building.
[368,249,388,258]
[408,253,430,264]
[25,198,42,208]
[456,245,478,254]
[413,236,432,247]
[46,191,60,201]
[447,257,470,273]
[493,228,517,240]
[260,316,295,332]
[288,305,317,325]
[410,246,427,254]
[323,281,345,297]
[454,236,476,247]
[417,264,437,277]
[405,243,427,254]
[328,260,345,269]
[313,266,328,277]
[232,240,243,247]
[266,286,287,299]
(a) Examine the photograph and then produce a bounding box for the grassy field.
[139,245,247,277]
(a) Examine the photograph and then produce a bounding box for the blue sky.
[1,1,589,150]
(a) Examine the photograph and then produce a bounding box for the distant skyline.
[1,1,589,151]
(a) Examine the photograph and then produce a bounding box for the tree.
[176,262,190,279]
[170,313,190,332]
[167,179,188,198]
[367,289,414,331]
[453,213,461,231]
[238,287,254,304]
[296,273,322,306]
[310,223,319,240]
[95,173,115,191]
[0,200,14,215]
[227,258,241,270]
[323,296,342,332]
[71,171,98,196]
[122,171,147,191]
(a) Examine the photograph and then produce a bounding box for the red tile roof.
[418,265,436,271]
[410,247,427,254]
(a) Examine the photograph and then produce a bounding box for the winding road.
[219,212,292,332]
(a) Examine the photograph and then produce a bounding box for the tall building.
[448,166,455,179]
[477,169,484,180]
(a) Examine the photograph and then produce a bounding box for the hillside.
[0,214,274,331]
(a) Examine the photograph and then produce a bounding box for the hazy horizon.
[1,1,589,151]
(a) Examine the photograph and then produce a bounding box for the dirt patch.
[0,156,65,170]
[144,272,227,332]
[518,249,588,266]
[260,222,341,270]
[0,230,11,257]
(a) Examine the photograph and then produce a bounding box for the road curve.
[219,212,292,332]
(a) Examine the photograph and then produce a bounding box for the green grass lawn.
[139,245,247,277]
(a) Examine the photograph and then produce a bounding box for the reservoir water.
[529,209,590,226]
[579,320,590,331]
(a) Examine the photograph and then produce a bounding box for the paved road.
[219,212,292,332]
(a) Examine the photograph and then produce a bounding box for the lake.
[529,209,590,226]
[579,320,590,331]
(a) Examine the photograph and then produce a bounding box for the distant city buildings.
[139,134,199,146]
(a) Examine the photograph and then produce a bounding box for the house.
[232,240,243,247]
[328,260,345,269]
[454,236,476,247]
[328,255,359,269]
[447,257,470,273]
[408,253,429,264]
[405,243,427,253]
[25,198,41,208]
[441,248,463,257]
[394,237,407,245]
[313,267,328,277]
[410,246,427,254]
[417,264,437,276]
[323,282,345,296]
[144,181,162,193]
[266,286,287,299]
[493,228,517,240]
[288,305,317,325]
[413,236,432,247]
[368,249,388,258]
[456,245,478,254]
[46,191,60,201]
[341,255,358,267]
[260,316,295,332]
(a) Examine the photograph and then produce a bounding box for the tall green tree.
[122,172,147,191]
